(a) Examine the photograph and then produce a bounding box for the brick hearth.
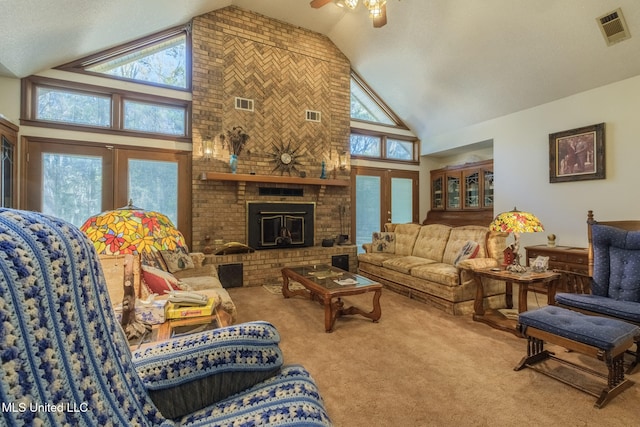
[208,244,358,288]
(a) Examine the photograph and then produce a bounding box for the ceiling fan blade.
[310,0,333,8]
[373,4,387,28]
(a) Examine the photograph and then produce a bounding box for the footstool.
[514,305,639,408]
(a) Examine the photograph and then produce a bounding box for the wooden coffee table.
[281,264,382,332]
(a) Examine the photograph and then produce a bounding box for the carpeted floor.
[228,285,639,426]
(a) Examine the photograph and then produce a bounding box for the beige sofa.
[100,253,237,323]
[358,223,508,315]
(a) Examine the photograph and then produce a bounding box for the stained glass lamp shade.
[80,200,186,339]
[489,207,544,272]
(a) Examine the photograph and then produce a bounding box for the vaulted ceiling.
[2,0,640,146]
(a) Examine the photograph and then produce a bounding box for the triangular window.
[58,25,191,91]
[350,71,404,128]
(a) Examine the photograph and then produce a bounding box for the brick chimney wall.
[191,6,352,251]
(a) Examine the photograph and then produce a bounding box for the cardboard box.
[165,297,218,319]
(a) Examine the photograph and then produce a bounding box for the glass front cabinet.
[430,160,493,211]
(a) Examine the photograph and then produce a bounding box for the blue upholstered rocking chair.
[555,210,640,374]
[0,208,331,426]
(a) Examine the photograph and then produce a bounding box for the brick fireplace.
[189,7,353,285]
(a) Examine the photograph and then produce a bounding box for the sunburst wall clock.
[270,141,303,175]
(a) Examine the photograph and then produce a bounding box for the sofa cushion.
[411,263,460,287]
[443,226,489,265]
[161,247,195,273]
[382,256,436,274]
[394,223,422,256]
[454,240,480,266]
[358,252,400,267]
[555,293,640,324]
[372,231,396,253]
[412,224,451,262]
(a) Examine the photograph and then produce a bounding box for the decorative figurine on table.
[320,160,327,179]
[547,233,557,247]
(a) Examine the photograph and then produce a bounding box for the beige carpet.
[228,286,639,426]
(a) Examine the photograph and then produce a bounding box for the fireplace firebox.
[247,202,315,250]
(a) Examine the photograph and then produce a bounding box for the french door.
[351,166,419,253]
[23,137,192,246]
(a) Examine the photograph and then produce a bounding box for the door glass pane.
[128,159,178,226]
[391,177,412,223]
[1,136,14,207]
[447,175,461,209]
[42,153,103,227]
[356,175,381,254]
[464,172,480,208]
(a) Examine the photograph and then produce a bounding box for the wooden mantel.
[199,172,349,202]
[199,172,349,186]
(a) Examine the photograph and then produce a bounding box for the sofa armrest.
[456,257,499,270]
[189,252,206,268]
[132,321,283,419]
[173,263,219,280]
[362,243,373,253]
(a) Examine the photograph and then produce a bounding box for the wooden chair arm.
[552,269,592,294]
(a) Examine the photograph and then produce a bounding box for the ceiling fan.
[310,0,388,28]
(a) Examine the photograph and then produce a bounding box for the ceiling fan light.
[334,0,346,7]
[344,0,359,10]
[363,0,385,9]
[368,5,383,18]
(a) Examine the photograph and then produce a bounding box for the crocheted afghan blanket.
[0,208,331,426]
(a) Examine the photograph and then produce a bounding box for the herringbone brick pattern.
[190,6,351,255]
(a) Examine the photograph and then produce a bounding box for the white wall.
[0,77,20,123]
[423,73,640,250]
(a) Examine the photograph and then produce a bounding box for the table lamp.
[489,207,544,272]
[80,200,186,340]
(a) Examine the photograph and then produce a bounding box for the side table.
[469,267,561,337]
[130,307,232,349]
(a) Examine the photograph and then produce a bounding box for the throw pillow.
[140,249,168,271]
[160,247,195,273]
[372,232,396,253]
[454,240,480,266]
[141,265,184,295]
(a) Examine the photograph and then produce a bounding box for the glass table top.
[287,264,378,290]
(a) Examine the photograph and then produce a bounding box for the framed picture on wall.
[549,123,605,183]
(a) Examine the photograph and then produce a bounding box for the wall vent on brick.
[305,110,321,122]
[235,97,254,111]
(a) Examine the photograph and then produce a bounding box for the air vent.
[597,8,631,46]
[305,110,321,122]
[235,97,254,111]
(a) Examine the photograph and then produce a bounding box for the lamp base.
[506,254,527,273]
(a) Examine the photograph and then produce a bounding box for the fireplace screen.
[261,214,305,247]
[247,202,315,250]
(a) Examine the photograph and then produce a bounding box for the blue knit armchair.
[555,210,640,374]
[0,208,331,426]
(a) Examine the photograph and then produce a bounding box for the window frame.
[350,129,420,164]
[21,75,192,142]
[349,70,419,164]
[57,24,192,92]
